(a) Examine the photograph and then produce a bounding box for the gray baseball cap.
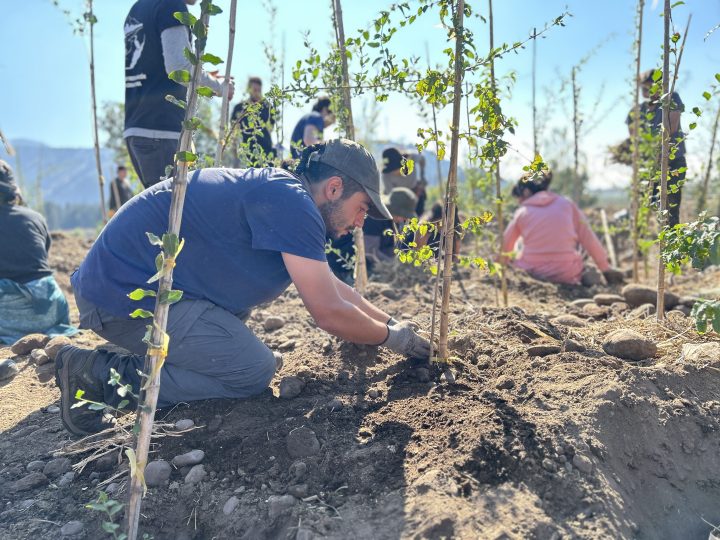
[310,138,392,220]
[385,187,418,219]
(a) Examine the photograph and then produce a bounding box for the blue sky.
[2,0,719,189]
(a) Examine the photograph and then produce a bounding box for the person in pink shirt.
[502,171,624,285]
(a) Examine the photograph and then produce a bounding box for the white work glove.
[381,321,431,358]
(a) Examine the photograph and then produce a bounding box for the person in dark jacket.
[231,77,276,166]
[108,165,135,217]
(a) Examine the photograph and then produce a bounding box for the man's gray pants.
[76,296,277,408]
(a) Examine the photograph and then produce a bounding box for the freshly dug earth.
[1,233,719,539]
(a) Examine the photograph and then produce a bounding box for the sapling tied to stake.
[124,2,223,538]
[630,0,645,282]
[214,0,237,164]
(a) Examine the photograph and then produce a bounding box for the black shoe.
[55,345,112,436]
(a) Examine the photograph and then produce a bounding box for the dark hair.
[248,76,262,87]
[640,69,657,85]
[382,147,403,174]
[295,144,363,199]
[512,170,553,197]
[312,97,332,113]
[117,165,127,171]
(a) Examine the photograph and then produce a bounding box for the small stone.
[11,334,50,355]
[550,315,587,328]
[496,378,515,390]
[95,452,118,472]
[327,398,343,411]
[105,482,119,495]
[289,461,307,482]
[593,294,625,306]
[569,299,594,308]
[287,427,320,459]
[184,464,207,485]
[279,377,305,399]
[264,316,286,331]
[60,520,84,537]
[562,339,585,353]
[145,460,172,487]
[367,389,380,399]
[26,460,45,472]
[44,336,72,360]
[542,458,557,473]
[287,483,308,498]
[628,303,655,319]
[602,330,657,361]
[47,405,60,414]
[208,415,223,432]
[380,288,401,300]
[581,267,603,287]
[527,344,561,357]
[681,342,720,365]
[30,349,51,365]
[175,419,195,431]
[10,472,48,493]
[223,495,240,515]
[0,359,19,381]
[57,471,75,487]
[234,486,246,494]
[278,339,296,351]
[622,284,679,309]
[268,494,296,519]
[582,304,610,319]
[573,454,593,474]
[416,367,431,383]
[322,341,332,352]
[274,351,284,371]
[610,302,630,312]
[172,449,205,468]
[670,306,691,316]
[43,457,71,478]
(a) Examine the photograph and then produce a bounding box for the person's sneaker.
[55,345,111,436]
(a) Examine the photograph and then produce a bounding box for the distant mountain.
[1,139,116,206]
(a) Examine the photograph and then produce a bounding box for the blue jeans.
[125,136,178,189]
[76,296,276,408]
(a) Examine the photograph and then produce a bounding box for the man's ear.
[325,176,344,201]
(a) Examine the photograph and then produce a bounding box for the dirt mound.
[1,233,719,539]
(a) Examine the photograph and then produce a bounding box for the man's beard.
[319,200,350,239]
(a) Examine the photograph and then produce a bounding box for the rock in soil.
[46,405,60,414]
[267,494,296,519]
[145,460,172,487]
[610,302,630,313]
[569,299,594,308]
[273,351,284,371]
[602,330,657,361]
[26,461,45,472]
[172,449,205,468]
[60,520,83,537]
[582,304,610,319]
[43,458,71,478]
[0,359,19,381]
[670,305,691,316]
[11,334,50,355]
[496,378,515,390]
[527,344,561,357]
[223,495,240,515]
[57,472,75,487]
[286,427,320,459]
[621,284,679,309]
[289,460,307,482]
[263,316,286,331]
[593,294,625,306]
[628,303,655,319]
[10,472,48,493]
[287,483,308,498]
[174,419,195,431]
[29,349,51,366]
[562,339,585,353]
[95,452,118,472]
[279,376,305,399]
[573,453,594,474]
[184,464,207,485]
[326,397,343,411]
[44,336,72,360]
[551,315,587,328]
[681,342,720,365]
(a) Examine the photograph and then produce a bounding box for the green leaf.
[193,20,207,39]
[159,290,184,304]
[146,232,162,246]
[88,403,106,411]
[652,69,662,82]
[183,47,198,65]
[670,1,684,7]
[165,95,187,109]
[692,106,702,116]
[207,3,223,15]
[703,91,712,101]
[689,122,697,130]
[127,288,156,301]
[130,309,154,319]
[715,73,720,84]
[117,399,130,410]
[175,150,197,163]
[168,70,191,84]
[161,233,180,256]
[201,53,223,65]
[173,11,197,26]
[196,86,215,97]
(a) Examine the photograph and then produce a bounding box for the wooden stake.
[488,0,508,307]
[571,66,581,204]
[697,103,719,213]
[332,0,368,293]
[532,26,538,157]
[88,0,107,224]
[215,0,237,164]
[124,8,211,539]
[437,0,465,361]
[630,0,644,283]
[425,42,446,202]
[600,208,618,267]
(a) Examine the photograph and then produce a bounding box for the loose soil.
[1,232,719,540]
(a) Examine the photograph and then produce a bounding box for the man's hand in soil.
[603,268,625,285]
[382,321,431,358]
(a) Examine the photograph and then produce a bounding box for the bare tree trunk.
[488,0,508,307]
[532,27,538,157]
[656,0,671,320]
[124,9,211,539]
[698,103,720,213]
[437,0,465,361]
[571,66,581,204]
[630,0,644,282]
[332,0,368,293]
[215,0,237,164]
[88,0,107,224]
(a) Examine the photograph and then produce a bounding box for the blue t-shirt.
[290,112,325,158]
[124,0,189,134]
[71,168,327,317]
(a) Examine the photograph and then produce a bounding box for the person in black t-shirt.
[0,160,77,344]
[231,77,276,167]
[108,165,135,217]
[124,0,233,188]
